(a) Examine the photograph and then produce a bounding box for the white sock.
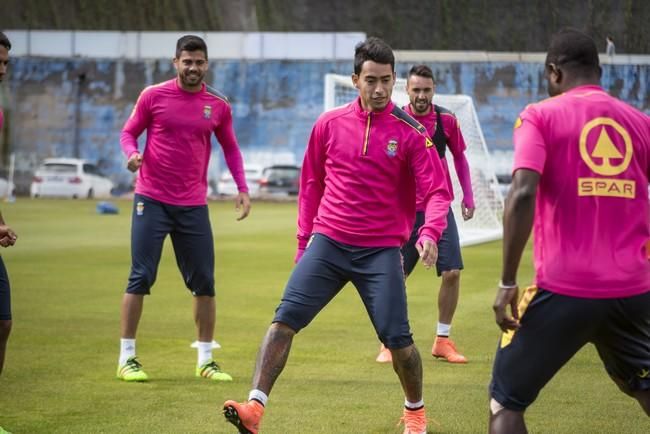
[404,398,424,410]
[197,341,213,366]
[119,338,136,366]
[248,389,268,406]
[437,322,451,337]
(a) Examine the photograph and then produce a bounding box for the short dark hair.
[546,28,600,77]
[0,31,11,51]
[408,64,435,84]
[354,37,394,75]
[175,35,207,59]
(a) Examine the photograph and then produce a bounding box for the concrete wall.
[1,56,648,193]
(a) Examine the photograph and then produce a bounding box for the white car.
[216,164,263,197]
[30,158,114,199]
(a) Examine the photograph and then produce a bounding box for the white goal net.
[324,73,503,246]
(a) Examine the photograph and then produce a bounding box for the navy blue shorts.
[126,194,215,297]
[402,209,463,277]
[273,234,414,349]
[490,287,650,411]
[0,256,10,321]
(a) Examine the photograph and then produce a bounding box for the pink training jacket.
[514,85,650,299]
[121,79,248,206]
[297,97,451,251]
[404,104,474,210]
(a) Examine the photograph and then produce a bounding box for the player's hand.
[0,225,17,248]
[493,285,520,332]
[415,238,438,269]
[235,192,251,221]
[461,203,475,221]
[127,152,143,172]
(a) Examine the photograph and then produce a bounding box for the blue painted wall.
[2,58,648,190]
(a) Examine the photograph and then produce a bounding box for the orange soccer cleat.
[223,399,265,434]
[432,337,467,364]
[399,406,427,434]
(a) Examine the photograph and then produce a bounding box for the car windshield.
[42,164,77,174]
[265,168,299,179]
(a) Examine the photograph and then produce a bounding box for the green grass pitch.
[0,199,647,433]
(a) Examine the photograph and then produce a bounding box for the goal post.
[324,73,504,246]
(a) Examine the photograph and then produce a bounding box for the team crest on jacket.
[386,139,398,157]
[203,105,212,119]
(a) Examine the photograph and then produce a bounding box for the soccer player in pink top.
[376,64,474,365]
[489,28,650,433]
[223,37,451,434]
[116,35,250,383]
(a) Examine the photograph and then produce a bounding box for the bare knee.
[269,322,297,339]
[489,398,528,434]
[390,344,422,372]
[441,269,461,284]
[0,320,11,341]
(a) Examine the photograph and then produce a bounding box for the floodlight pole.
[73,72,87,159]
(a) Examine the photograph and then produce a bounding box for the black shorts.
[273,233,414,349]
[490,287,650,411]
[126,194,215,297]
[0,256,10,321]
[402,209,463,277]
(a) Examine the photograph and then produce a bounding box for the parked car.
[216,164,263,197]
[258,165,300,196]
[30,158,114,199]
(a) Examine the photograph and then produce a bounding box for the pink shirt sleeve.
[296,121,326,250]
[513,106,546,174]
[446,115,474,208]
[413,137,452,243]
[120,88,153,158]
[214,105,248,193]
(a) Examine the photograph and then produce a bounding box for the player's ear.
[351,73,359,89]
[546,63,561,85]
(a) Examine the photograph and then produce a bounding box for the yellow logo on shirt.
[425,137,433,148]
[578,117,635,199]
[514,117,522,129]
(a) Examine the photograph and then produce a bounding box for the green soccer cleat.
[116,356,149,382]
[196,360,233,381]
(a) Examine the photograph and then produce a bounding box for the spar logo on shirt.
[577,117,634,199]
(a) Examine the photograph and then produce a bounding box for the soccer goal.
[324,74,503,246]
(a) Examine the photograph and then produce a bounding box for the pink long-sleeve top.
[404,104,474,211]
[297,97,451,251]
[121,79,247,206]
